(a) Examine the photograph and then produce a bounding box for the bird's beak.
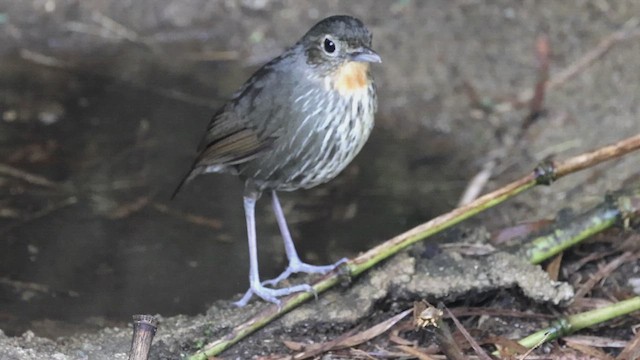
[350,47,382,63]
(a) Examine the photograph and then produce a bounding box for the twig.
[281,309,411,359]
[507,27,640,111]
[564,335,628,348]
[189,133,640,359]
[553,134,640,176]
[280,328,359,359]
[91,11,140,43]
[457,160,496,206]
[65,11,157,52]
[573,251,637,300]
[616,327,640,360]
[545,28,640,94]
[443,306,491,360]
[107,196,151,219]
[0,277,50,294]
[128,315,158,360]
[0,163,61,188]
[152,203,223,230]
[0,206,20,219]
[565,249,618,274]
[396,345,437,360]
[18,49,68,68]
[0,276,78,297]
[19,49,216,109]
[449,307,553,320]
[0,196,78,236]
[521,34,550,134]
[564,340,615,360]
[180,50,240,62]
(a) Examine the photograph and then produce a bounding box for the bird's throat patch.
[334,62,369,95]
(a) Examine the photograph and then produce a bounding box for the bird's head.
[301,15,381,72]
[299,15,380,95]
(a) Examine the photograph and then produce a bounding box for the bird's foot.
[233,258,348,307]
[263,257,348,287]
[233,282,316,308]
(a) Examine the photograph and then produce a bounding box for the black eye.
[323,38,336,54]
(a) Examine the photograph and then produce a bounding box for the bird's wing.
[172,51,294,197]
[194,109,276,168]
[171,109,275,199]
[194,57,294,167]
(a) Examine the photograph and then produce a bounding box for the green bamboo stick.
[518,296,640,348]
[522,185,639,264]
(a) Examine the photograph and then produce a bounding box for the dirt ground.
[1,0,640,359]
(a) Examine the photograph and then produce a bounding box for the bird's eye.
[323,37,336,54]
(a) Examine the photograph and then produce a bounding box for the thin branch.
[573,251,637,300]
[507,27,640,111]
[444,306,491,360]
[0,163,61,188]
[545,28,640,93]
[152,203,223,230]
[616,327,640,360]
[279,309,411,359]
[19,49,216,109]
[0,196,78,236]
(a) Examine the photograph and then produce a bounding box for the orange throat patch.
[333,62,369,96]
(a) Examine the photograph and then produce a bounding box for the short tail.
[170,167,203,199]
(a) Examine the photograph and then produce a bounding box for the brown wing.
[194,109,273,167]
[172,48,294,198]
[171,109,275,198]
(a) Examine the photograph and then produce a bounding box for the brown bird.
[173,15,380,306]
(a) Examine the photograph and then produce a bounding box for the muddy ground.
[1,0,640,359]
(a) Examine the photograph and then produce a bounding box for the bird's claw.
[263,257,348,286]
[234,282,316,308]
[234,258,349,307]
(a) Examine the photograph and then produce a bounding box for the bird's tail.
[170,167,203,199]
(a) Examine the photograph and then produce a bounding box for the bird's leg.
[234,190,314,307]
[262,191,347,287]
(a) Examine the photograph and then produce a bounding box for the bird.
[173,15,380,307]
